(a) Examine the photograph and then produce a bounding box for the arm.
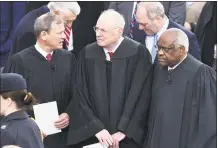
[188,33,201,60]
[167,2,186,26]
[117,45,153,144]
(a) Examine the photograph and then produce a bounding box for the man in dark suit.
[9,2,81,56]
[134,2,200,62]
[195,2,217,70]
[108,1,186,37]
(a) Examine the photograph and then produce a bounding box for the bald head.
[160,28,189,52]
[138,2,165,20]
[98,9,125,29]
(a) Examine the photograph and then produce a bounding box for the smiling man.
[67,9,153,148]
[3,12,76,148]
[144,28,216,148]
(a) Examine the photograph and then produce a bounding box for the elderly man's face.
[95,17,121,48]
[58,10,77,28]
[44,22,66,50]
[136,6,159,36]
[157,32,185,67]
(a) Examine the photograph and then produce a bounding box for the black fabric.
[0,110,44,148]
[144,55,217,148]
[67,37,153,148]
[3,46,76,148]
[0,73,27,93]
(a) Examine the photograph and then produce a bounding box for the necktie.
[64,26,71,49]
[130,2,140,38]
[46,53,52,63]
[213,44,217,71]
[108,52,113,61]
[151,34,158,63]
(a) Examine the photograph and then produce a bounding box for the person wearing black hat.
[0,73,44,148]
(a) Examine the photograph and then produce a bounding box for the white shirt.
[145,16,169,54]
[103,37,124,61]
[68,29,74,51]
[35,43,53,59]
[168,54,188,71]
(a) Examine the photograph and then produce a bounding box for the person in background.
[0,2,26,71]
[144,28,216,148]
[134,2,200,63]
[9,2,80,56]
[195,2,217,71]
[0,73,44,148]
[3,12,76,148]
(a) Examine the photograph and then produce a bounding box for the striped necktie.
[129,2,140,38]
[64,26,71,49]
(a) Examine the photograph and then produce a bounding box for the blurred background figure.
[195,1,217,71]
[0,73,44,148]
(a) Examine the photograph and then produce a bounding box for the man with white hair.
[9,2,80,56]
[134,2,200,63]
[145,28,216,148]
[67,9,153,148]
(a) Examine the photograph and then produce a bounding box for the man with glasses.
[135,2,200,63]
[144,28,216,148]
[67,9,153,148]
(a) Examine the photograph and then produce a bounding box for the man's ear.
[53,9,60,15]
[40,31,48,41]
[180,46,186,55]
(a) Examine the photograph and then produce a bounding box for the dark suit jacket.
[132,19,201,60]
[108,2,186,36]
[9,5,49,56]
[0,2,26,67]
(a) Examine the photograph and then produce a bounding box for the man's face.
[95,17,121,48]
[59,10,77,28]
[136,6,159,36]
[157,33,184,67]
[44,22,66,49]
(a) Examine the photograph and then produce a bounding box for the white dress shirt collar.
[34,43,53,59]
[168,54,188,71]
[103,37,124,61]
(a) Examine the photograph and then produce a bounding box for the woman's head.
[0,73,36,116]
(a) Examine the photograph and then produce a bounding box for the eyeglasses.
[156,43,184,53]
[93,26,120,34]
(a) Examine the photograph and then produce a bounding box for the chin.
[97,42,105,47]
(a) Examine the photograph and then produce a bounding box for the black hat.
[0,73,27,94]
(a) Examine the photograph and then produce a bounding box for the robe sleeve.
[187,65,216,148]
[67,50,105,145]
[117,45,153,144]
[2,53,24,76]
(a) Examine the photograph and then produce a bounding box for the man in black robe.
[144,28,216,148]
[67,10,153,148]
[3,12,76,148]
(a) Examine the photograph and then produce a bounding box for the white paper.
[33,101,61,135]
[83,143,107,148]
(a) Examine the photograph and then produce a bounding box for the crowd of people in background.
[0,1,217,148]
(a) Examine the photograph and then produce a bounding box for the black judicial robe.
[67,37,153,148]
[144,55,217,148]
[3,46,76,148]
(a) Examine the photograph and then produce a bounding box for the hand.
[95,129,113,147]
[110,132,126,148]
[41,131,47,139]
[54,113,69,129]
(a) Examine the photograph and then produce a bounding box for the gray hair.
[168,28,189,52]
[47,2,81,15]
[34,12,63,38]
[100,9,125,29]
[139,2,165,20]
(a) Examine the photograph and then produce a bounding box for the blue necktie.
[151,34,158,63]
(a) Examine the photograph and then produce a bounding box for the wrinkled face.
[95,17,122,48]
[157,33,185,67]
[0,95,10,116]
[41,22,66,49]
[59,10,77,28]
[136,6,159,36]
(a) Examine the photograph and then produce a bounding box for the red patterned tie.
[108,52,113,61]
[130,1,140,38]
[46,53,52,63]
[64,26,71,48]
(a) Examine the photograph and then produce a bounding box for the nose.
[157,49,164,56]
